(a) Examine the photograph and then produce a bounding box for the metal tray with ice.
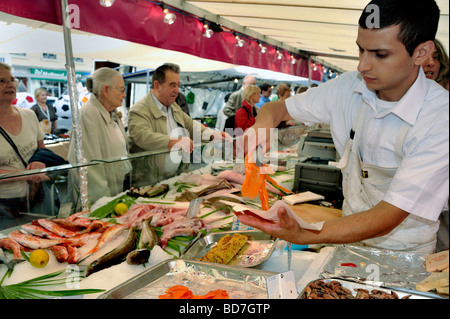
[98,259,276,299]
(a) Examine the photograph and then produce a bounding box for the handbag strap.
[0,124,28,168]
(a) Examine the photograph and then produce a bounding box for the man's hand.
[168,136,193,153]
[211,131,233,143]
[236,206,305,244]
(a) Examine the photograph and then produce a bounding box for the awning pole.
[308,56,312,88]
[61,0,88,211]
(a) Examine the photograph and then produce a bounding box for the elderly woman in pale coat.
[68,67,130,205]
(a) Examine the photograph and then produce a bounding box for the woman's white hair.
[85,67,121,98]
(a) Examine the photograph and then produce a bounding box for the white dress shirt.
[286,68,449,222]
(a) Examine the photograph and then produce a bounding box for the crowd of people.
[1,0,449,254]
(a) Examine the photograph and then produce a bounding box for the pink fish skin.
[50,245,69,263]
[65,232,102,247]
[37,219,78,238]
[8,230,65,250]
[0,237,22,260]
[66,245,81,264]
[21,224,64,240]
[87,224,125,255]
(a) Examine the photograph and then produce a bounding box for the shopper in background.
[128,63,229,185]
[255,83,272,108]
[67,67,130,205]
[238,0,448,255]
[234,85,260,133]
[0,62,47,229]
[422,39,449,90]
[275,83,295,128]
[223,74,256,117]
[30,87,58,134]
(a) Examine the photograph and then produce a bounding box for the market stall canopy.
[0,13,236,72]
[1,0,448,76]
[168,0,449,72]
[0,0,320,80]
[123,65,320,90]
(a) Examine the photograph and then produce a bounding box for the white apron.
[338,104,439,255]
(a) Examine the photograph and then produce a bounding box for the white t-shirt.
[0,106,45,198]
[285,68,449,222]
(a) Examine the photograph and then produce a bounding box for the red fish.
[50,245,69,263]
[37,219,79,238]
[87,224,125,255]
[8,230,65,250]
[21,224,64,240]
[0,237,22,260]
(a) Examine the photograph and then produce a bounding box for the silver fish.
[85,227,138,277]
[0,248,23,270]
[138,218,159,249]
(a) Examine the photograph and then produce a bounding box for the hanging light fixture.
[290,54,296,64]
[234,33,245,47]
[258,41,267,54]
[99,0,115,7]
[203,22,213,38]
[160,3,176,25]
[276,49,283,60]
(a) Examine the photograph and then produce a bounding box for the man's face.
[154,70,180,106]
[357,25,418,101]
[262,87,272,98]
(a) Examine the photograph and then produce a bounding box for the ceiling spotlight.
[276,49,283,60]
[258,42,267,54]
[290,54,296,64]
[160,3,176,25]
[99,0,115,7]
[203,23,213,38]
[234,34,245,47]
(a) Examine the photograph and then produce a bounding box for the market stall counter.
[0,131,447,300]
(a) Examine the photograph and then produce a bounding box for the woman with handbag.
[0,62,48,229]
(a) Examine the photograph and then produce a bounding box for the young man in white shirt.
[239,0,448,254]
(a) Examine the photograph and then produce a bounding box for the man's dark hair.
[359,0,440,56]
[259,83,271,92]
[152,63,180,88]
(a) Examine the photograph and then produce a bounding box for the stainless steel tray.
[98,259,276,299]
[299,278,442,299]
[181,230,277,267]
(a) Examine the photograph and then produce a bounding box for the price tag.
[266,270,298,299]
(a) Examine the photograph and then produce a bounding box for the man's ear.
[413,40,435,66]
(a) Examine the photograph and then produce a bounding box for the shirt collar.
[354,67,428,125]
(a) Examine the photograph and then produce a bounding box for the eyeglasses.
[0,78,19,87]
[110,86,126,93]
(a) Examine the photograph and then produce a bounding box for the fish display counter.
[0,133,447,300]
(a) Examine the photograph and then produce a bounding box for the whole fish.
[37,219,79,238]
[50,245,69,263]
[67,245,81,264]
[8,230,65,250]
[85,228,138,277]
[0,237,22,260]
[126,249,151,265]
[21,224,64,240]
[87,224,126,255]
[0,248,24,269]
[138,217,159,249]
[65,232,102,247]
[127,183,169,198]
